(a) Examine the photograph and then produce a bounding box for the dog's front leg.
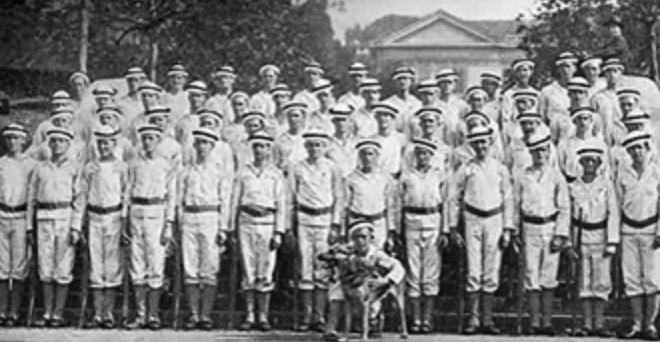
[343,300,352,342]
[361,301,369,342]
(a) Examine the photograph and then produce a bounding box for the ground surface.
[0,329,623,342]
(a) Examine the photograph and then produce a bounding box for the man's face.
[261,70,278,88]
[414,147,432,167]
[287,110,305,129]
[468,94,487,111]
[140,133,160,152]
[420,115,439,136]
[481,80,499,96]
[332,117,349,134]
[520,120,539,136]
[515,98,537,112]
[4,135,25,154]
[51,116,72,128]
[188,92,207,110]
[395,77,412,91]
[557,63,576,81]
[148,115,168,129]
[194,138,215,159]
[316,91,333,108]
[579,156,601,175]
[252,142,272,162]
[200,116,220,130]
[467,118,487,131]
[232,97,248,116]
[71,77,88,97]
[608,25,622,37]
[213,75,235,90]
[306,70,323,85]
[419,91,437,105]
[48,137,70,156]
[141,92,160,108]
[574,114,593,132]
[568,89,588,106]
[168,74,187,90]
[126,76,145,93]
[375,113,394,131]
[52,102,69,111]
[95,96,112,108]
[96,138,116,159]
[515,65,534,83]
[470,139,490,159]
[362,89,381,104]
[583,65,600,81]
[605,68,622,85]
[627,144,647,164]
[438,79,455,95]
[305,139,325,160]
[244,118,263,135]
[359,147,379,168]
[530,145,550,166]
[350,74,365,88]
[619,96,638,115]
[274,93,291,106]
[99,113,119,127]
[352,229,372,252]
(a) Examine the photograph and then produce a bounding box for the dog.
[320,244,407,341]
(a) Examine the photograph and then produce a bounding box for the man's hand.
[499,229,511,250]
[438,233,450,250]
[604,243,617,256]
[549,236,566,254]
[328,223,342,245]
[69,229,81,246]
[511,234,524,254]
[450,228,465,249]
[385,231,399,255]
[216,231,227,247]
[160,222,173,246]
[653,235,660,249]
[120,217,131,246]
[270,232,282,251]
[26,230,35,246]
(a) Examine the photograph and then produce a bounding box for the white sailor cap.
[167,64,188,77]
[372,103,399,117]
[417,79,439,93]
[581,57,602,69]
[512,89,539,102]
[622,109,651,125]
[570,107,595,121]
[464,110,491,125]
[230,91,250,102]
[96,106,123,118]
[567,77,590,92]
[525,130,552,151]
[270,83,291,96]
[192,127,220,143]
[68,71,90,84]
[213,65,237,78]
[125,66,147,79]
[348,62,368,76]
[51,90,72,104]
[145,105,171,117]
[359,78,381,91]
[248,131,275,146]
[576,141,605,160]
[415,107,443,120]
[139,81,164,94]
[516,111,543,123]
[1,123,28,138]
[392,66,416,80]
[466,126,493,143]
[50,108,75,120]
[465,85,488,99]
[329,103,354,118]
[185,80,208,94]
[242,111,266,123]
[602,58,624,72]
[302,128,330,141]
[412,138,438,154]
[92,84,117,98]
[47,126,74,141]
[348,221,374,238]
[282,101,308,114]
[511,58,535,70]
[555,51,579,66]
[435,68,458,82]
[312,79,334,94]
[616,88,641,101]
[480,72,502,84]
[197,109,224,125]
[137,124,163,137]
[622,130,652,149]
[259,64,280,76]
[94,125,120,140]
[356,139,381,152]
[304,61,324,74]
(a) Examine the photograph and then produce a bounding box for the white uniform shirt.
[0,155,36,219]
[616,159,660,235]
[399,166,448,231]
[570,176,620,244]
[290,158,342,226]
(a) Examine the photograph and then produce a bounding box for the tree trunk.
[651,20,660,84]
[79,0,90,73]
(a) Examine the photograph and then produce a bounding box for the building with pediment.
[371,8,525,89]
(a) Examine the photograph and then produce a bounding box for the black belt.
[184,204,220,214]
[0,202,27,213]
[131,197,165,206]
[240,205,276,217]
[464,203,503,218]
[522,212,558,225]
[298,205,333,216]
[622,213,659,229]
[88,204,122,215]
[349,210,386,222]
[572,218,608,231]
[37,201,70,210]
[403,205,443,215]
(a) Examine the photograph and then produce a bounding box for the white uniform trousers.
[88,212,123,289]
[239,222,277,292]
[181,216,220,286]
[523,223,560,291]
[0,217,28,281]
[622,233,659,297]
[37,218,75,284]
[297,224,331,290]
[465,212,503,293]
[579,243,612,300]
[405,228,441,297]
[129,212,166,289]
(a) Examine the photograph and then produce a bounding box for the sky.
[329,0,539,40]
